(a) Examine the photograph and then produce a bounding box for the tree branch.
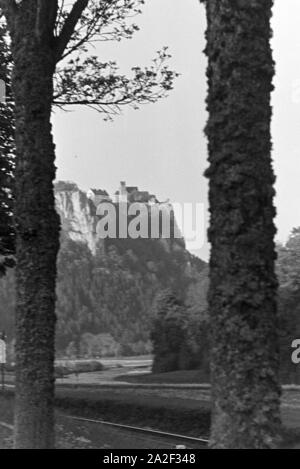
[54,0,89,63]
[35,0,59,41]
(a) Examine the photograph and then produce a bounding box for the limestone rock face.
[55,184,99,254]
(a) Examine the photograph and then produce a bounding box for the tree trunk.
[0,25,15,273]
[7,12,60,449]
[202,0,281,448]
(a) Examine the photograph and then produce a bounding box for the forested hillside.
[55,234,207,357]
[0,182,207,358]
[1,223,300,380]
[1,180,299,377]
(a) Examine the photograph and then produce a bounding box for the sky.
[53,0,300,261]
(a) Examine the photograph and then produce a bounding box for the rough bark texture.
[4,5,60,448]
[0,25,15,273]
[202,0,282,448]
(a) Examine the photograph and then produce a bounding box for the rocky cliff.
[55,183,99,254]
[54,181,185,257]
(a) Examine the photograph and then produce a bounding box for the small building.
[107,182,159,205]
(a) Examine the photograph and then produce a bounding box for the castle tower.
[119,181,128,202]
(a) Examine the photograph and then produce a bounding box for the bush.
[72,361,104,373]
[80,333,121,358]
[55,360,104,378]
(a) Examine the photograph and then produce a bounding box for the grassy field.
[0,393,207,449]
[3,360,300,448]
[115,369,210,385]
[55,385,211,438]
[2,386,300,448]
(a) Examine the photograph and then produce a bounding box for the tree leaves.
[54,48,178,118]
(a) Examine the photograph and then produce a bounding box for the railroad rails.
[64,414,209,448]
[1,382,209,448]
[0,415,209,449]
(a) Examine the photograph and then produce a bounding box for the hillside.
[0,181,208,358]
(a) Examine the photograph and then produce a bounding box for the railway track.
[64,414,209,448]
[1,415,209,448]
[1,384,209,448]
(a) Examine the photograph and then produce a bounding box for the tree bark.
[0,25,15,273]
[5,8,60,448]
[202,0,282,448]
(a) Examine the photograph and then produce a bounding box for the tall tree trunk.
[0,25,15,273]
[6,10,60,448]
[202,0,281,448]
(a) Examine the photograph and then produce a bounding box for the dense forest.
[0,224,208,358]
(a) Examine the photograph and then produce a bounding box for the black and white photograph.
[0,0,300,453]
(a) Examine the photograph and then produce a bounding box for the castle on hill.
[87,181,167,207]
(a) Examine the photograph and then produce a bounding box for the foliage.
[1,226,300,378]
[151,291,187,373]
[55,236,204,357]
[0,1,178,120]
[0,0,178,448]
[55,360,104,377]
[148,227,300,382]
[0,0,178,268]
[54,48,177,119]
[151,288,209,374]
[0,233,206,358]
[73,333,121,358]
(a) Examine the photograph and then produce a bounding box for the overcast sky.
[53,0,300,261]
